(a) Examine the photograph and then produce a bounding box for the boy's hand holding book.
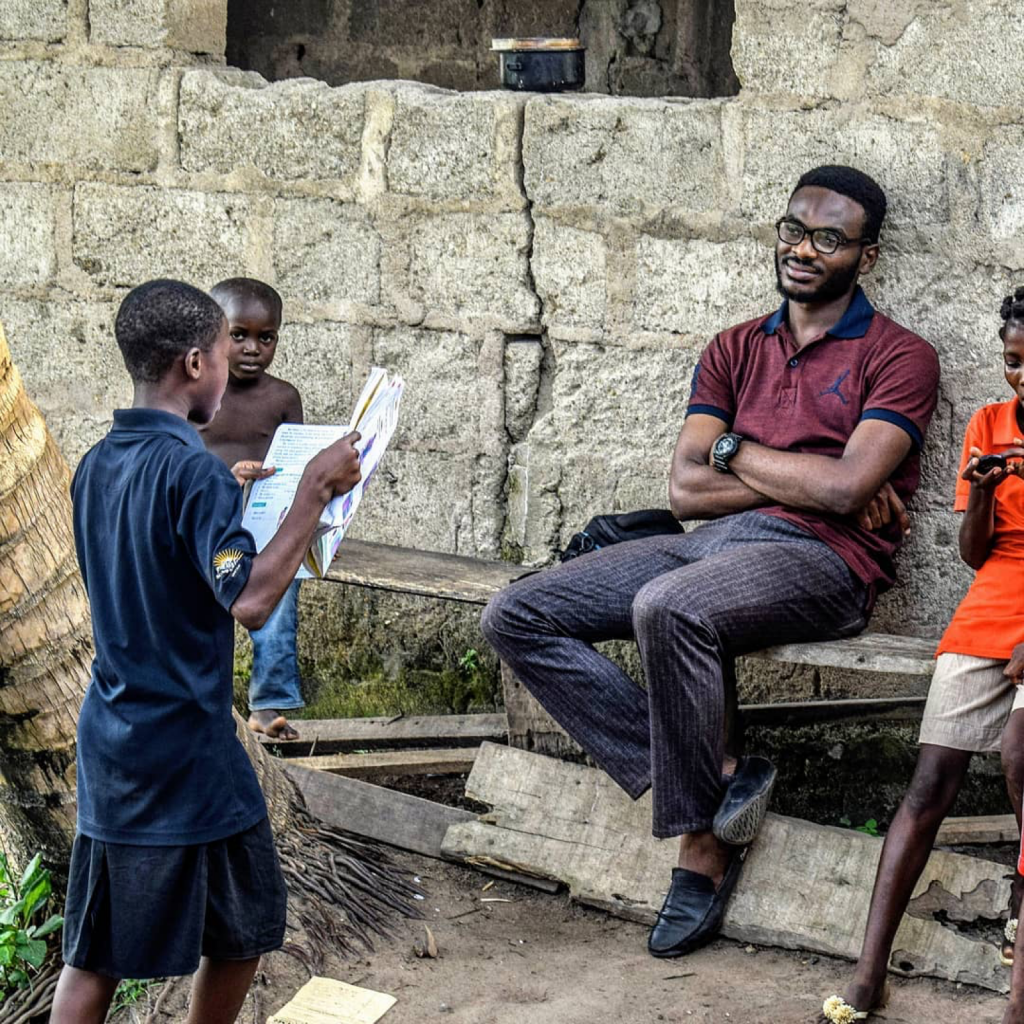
[303,430,362,505]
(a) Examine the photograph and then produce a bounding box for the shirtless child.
[200,278,305,741]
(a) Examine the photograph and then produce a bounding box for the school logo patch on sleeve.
[213,547,244,581]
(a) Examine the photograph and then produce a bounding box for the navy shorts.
[62,816,287,979]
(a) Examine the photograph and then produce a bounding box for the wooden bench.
[317,539,936,759]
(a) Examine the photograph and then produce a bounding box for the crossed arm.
[669,413,915,527]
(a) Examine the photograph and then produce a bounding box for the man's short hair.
[791,165,888,243]
[209,277,283,322]
[114,279,224,384]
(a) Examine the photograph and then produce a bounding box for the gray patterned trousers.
[481,511,869,837]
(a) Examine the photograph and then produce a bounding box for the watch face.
[715,435,738,457]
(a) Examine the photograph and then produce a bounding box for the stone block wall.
[4,0,1024,704]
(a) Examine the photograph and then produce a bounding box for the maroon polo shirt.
[686,286,940,594]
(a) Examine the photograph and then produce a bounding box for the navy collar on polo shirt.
[112,408,205,450]
[762,285,875,340]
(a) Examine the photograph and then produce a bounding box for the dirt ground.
[111,853,1011,1024]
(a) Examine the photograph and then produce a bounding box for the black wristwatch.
[711,432,744,473]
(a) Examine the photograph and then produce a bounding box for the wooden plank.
[936,813,1020,846]
[289,748,478,777]
[285,763,560,891]
[740,695,926,726]
[441,743,1011,994]
[258,712,509,756]
[284,763,475,858]
[324,539,517,605]
[745,632,936,675]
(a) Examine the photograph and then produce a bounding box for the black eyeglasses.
[775,217,872,256]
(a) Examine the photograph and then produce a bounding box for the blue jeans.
[248,579,304,712]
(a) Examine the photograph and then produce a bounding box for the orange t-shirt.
[936,398,1024,660]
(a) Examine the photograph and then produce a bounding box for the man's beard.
[775,252,861,304]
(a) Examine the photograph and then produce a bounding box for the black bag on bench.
[558,508,683,562]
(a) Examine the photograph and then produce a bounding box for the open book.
[241,367,405,578]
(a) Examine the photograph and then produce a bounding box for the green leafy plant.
[112,977,155,1014]
[0,851,63,1001]
[839,815,882,837]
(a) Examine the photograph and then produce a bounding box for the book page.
[239,367,404,578]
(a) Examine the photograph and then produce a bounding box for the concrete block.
[868,3,1024,108]
[391,213,539,330]
[273,199,380,307]
[866,250,1016,386]
[504,337,544,444]
[90,0,226,53]
[536,339,696,536]
[370,327,480,451]
[532,217,607,330]
[0,184,58,288]
[73,183,254,288]
[2,300,128,467]
[387,86,525,207]
[732,0,845,97]
[348,450,476,553]
[982,129,1024,246]
[270,320,355,427]
[0,0,66,41]
[523,95,725,215]
[633,236,773,337]
[179,71,365,190]
[736,107,949,229]
[0,63,161,173]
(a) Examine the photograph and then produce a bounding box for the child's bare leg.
[49,965,119,1024]
[185,955,260,1024]
[1005,920,1024,1023]
[843,744,971,1010]
[1002,710,1024,961]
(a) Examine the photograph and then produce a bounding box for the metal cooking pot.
[491,37,585,92]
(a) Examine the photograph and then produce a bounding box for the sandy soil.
[112,853,1011,1024]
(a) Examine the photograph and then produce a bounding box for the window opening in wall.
[226,0,739,98]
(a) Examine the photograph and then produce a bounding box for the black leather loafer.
[647,849,746,958]
[713,755,777,846]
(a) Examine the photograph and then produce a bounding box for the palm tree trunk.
[0,323,85,873]
[0,322,418,961]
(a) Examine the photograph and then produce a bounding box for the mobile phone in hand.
[976,453,1007,475]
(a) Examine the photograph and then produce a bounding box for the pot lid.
[490,37,583,51]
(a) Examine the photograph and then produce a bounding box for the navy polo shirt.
[686,286,940,592]
[70,409,266,845]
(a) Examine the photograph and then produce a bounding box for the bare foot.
[839,974,888,1017]
[247,710,300,741]
[677,830,731,889]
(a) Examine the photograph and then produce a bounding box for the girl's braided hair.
[1000,286,1024,333]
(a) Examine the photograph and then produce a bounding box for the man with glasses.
[481,165,939,959]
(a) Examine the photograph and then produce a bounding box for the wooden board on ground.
[284,763,560,892]
[268,976,395,1024]
[289,748,478,778]
[441,743,1013,994]
[326,539,517,605]
[936,813,1019,846]
[259,713,508,757]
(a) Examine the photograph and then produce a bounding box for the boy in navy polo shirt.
[51,279,361,1024]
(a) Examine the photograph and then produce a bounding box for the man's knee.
[632,577,704,642]
[479,590,509,647]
